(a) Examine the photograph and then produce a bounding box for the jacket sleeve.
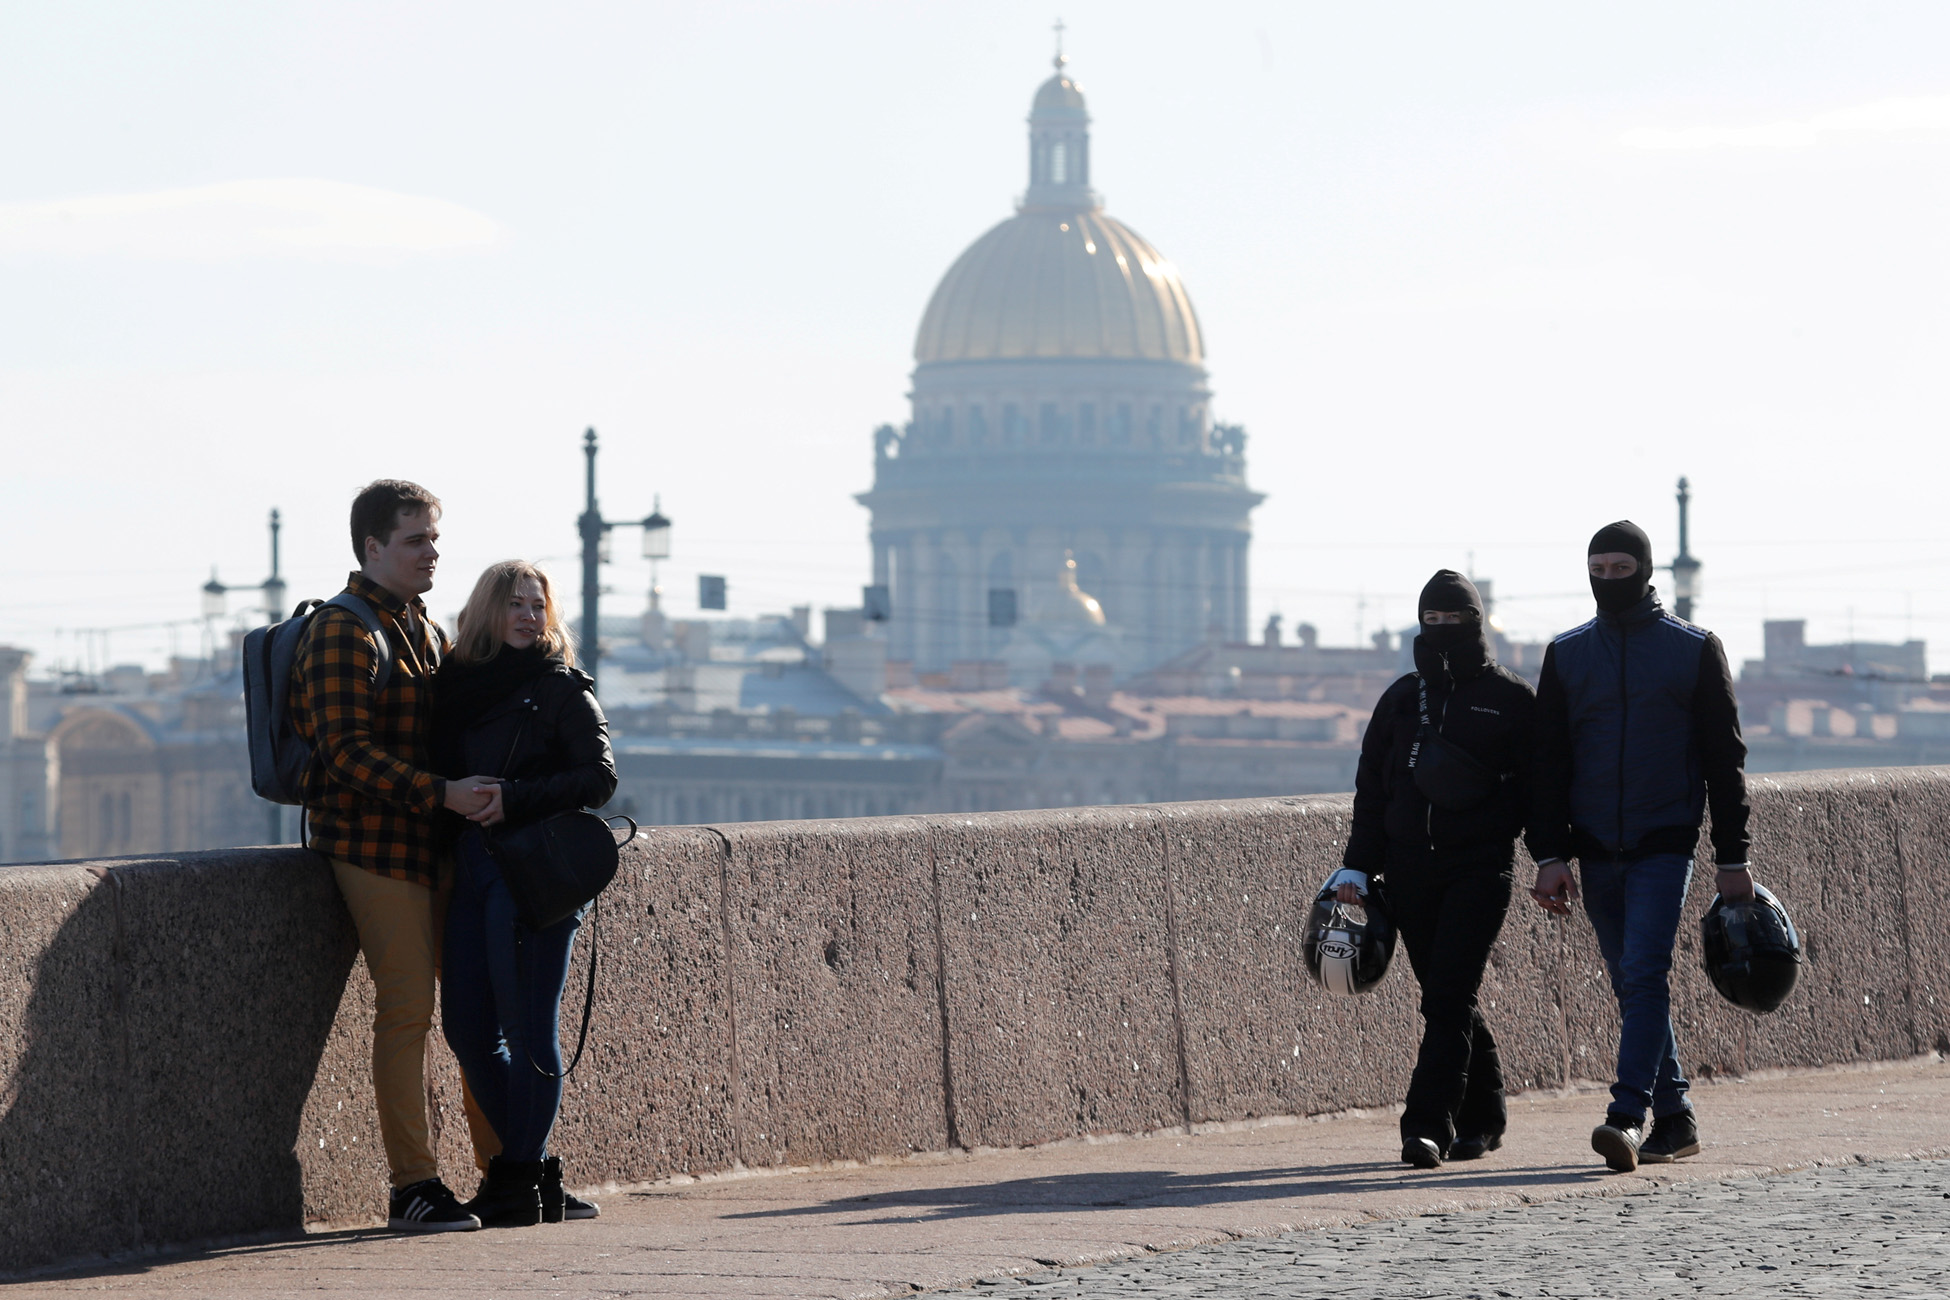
[297,609,442,813]
[1525,643,1574,863]
[1694,632,1751,864]
[501,681,618,824]
[1342,680,1400,873]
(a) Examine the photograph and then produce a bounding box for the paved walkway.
[13,1057,1949,1298]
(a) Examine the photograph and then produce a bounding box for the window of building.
[1039,402,1062,442]
[969,405,988,443]
[1051,140,1068,183]
[1078,402,1097,441]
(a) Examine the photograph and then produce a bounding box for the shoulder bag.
[1407,674,1506,812]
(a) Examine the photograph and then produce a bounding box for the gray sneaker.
[1639,1110,1700,1163]
[1591,1113,1644,1173]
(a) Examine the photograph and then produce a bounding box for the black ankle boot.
[541,1155,600,1222]
[467,1156,544,1228]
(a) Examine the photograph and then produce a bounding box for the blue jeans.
[442,828,584,1163]
[1579,852,1694,1123]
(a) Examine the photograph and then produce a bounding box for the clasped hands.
[442,775,506,825]
[1529,858,1756,916]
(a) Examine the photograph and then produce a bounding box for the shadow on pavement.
[713,1159,1612,1226]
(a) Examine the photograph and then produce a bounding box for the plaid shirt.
[292,572,450,885]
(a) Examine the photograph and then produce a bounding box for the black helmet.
[1701,882,1802,1014]
[1304,868,1397,996]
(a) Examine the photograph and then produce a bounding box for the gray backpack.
[242,593,393,806]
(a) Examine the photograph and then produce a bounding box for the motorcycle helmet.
[1700,882,1802,1014]
[1304,867,1396,996]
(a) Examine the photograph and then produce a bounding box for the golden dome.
[914,209,1204,366]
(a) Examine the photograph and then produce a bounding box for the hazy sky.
[4,1,1948,677]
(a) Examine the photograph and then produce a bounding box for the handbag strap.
[1408,673,1431,771]
[521,813,635,1081]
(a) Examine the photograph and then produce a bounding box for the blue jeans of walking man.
[442,829,584,1163]
[1579,852,1694,1123]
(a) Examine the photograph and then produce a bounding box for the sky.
[3,1,1948,678]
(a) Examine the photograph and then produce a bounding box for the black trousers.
[1384,846,1515,1150]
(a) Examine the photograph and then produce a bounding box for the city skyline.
[3,2,1948,677]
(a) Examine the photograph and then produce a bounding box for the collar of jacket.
[1412,628,1491,684]
[1596,586,1666,631]
[345,570,420,618]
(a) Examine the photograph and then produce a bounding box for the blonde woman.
[431,561,615,1227]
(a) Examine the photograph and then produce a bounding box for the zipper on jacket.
[1616,620,1629,855]
[1427,652,1451,847]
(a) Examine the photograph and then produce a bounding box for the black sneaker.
[389,1178,481,1232]
[1401,1137,1443,1169]
[1447,1132,1503,1161]
[1639,1110,1700,1163]
[1591,1113,1644,1173]
[541,1155,601,1222]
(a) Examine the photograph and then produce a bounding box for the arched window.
[1051,141,1068,183]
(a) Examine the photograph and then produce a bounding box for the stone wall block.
[931,807,1181,1147]
[109,852,359,1243]
[1473,857,1577,1095]
[548,827,739,1184]
[1891,768,1950,1052]
[1154,797,1409,1122]
[1736,774,1917,1070]
[0,866,123,1271]
[717,816,949,1167]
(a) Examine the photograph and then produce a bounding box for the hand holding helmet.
[1304,868,1397,997]
[1701,878,1802,1014]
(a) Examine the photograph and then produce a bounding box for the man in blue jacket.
[1528,520,1754,1173]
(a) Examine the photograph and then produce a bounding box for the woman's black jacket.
[1342,633,1539,874]
[431,655,617,831]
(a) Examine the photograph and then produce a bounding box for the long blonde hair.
[451,560,576,666]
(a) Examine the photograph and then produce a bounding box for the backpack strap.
[322,592,394,697]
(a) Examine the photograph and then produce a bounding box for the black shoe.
[541,1155,600,1222]
[1447,1132,1503,1161]
[1639,1110,1700,1163]
[1401,1137,1443,1169]
[1591,1113,1645,1173]
[388,1178,481,1232]
[465,1156,544,1228]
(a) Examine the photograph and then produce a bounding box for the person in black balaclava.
[1339,570,1539,1169]
[1528,522,1756,1175]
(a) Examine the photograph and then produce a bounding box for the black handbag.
[484,809,633,932]
[1408,674,1505,812]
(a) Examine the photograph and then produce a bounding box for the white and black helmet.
[1304,868,1397,997]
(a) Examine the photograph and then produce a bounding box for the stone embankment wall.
[2,767,1946,1271]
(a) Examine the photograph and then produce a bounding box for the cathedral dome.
[913,209,1204,365]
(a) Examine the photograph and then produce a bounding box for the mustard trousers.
[331,859,499,1188]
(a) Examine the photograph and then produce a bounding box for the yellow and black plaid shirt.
[292,572,450,885]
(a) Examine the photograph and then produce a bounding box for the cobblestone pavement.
[954,1158,1950,1299]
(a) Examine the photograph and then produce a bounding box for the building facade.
[856,57,1262,681]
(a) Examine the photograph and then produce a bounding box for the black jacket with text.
[1343,631,1539,875]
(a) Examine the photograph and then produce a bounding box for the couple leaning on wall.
[1335,520,1755,1174]
[289,478,613,1232]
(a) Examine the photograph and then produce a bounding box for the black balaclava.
[1588,520,1653,615]
[1414,569,1489,678]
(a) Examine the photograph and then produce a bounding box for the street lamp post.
[202,508,288,655]
[200,507,289,845]
[578,429,673,697]
[1669,476,1702,622]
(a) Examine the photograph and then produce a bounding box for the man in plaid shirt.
[292,479,500,1232]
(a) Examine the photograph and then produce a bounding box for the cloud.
[0,178,502,260]
[1621,93,1950,151]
